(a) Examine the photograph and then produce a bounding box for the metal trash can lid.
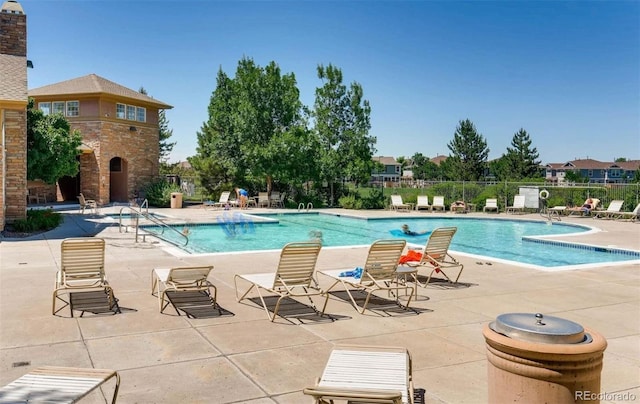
[489,313,592,344]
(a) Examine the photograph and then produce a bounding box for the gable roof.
[373,156,399,166]
[546,159,640,171]
[430,155,447,166]
[29,74,172,109]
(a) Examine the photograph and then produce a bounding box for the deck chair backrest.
[423,227,457,263]
[363,239,406,281]
[218,191,230,203]
[433,196,444,206]
[417,195,429,206]
[605,200,624,212]
[391,195,404,206]
[486,198,497,208]
[513,195,525,208]
[632,203,640,215]
[258,192,269,203]
[273,242,322,288]
[60,238,106,286]
[78,193,88,206]
[166,266,213,289]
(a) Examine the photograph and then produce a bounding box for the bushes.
[143,179,181,207]
[11,209,63,232]
[338,188,385,209]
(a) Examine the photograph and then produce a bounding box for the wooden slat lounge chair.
[78,193,97,214]
[390,195,413,211]
[593,200,624,219]
[415,195,432,211]
[53,238,118,316]
[319,239,413,314]
[234,241,326,321]
[0,366,120,404]
[304,344,415,404]
[431,196,445,212]
[505,195,525,214]
[151,266,217,315]
[483,198,499,213]
[403,227,464,287]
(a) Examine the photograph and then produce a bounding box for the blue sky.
[25,0,639,164]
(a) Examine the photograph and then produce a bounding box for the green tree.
[313,64,375,205]
[27,98,82,184]
[446,119,489,181]
[502,128,541,180]
[192,58,312,196]
[488,156,510,181]
[139,87,175,166]
[411,152,440,180]
[191,68,239,195]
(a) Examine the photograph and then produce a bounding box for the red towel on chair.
[399,250,423,264]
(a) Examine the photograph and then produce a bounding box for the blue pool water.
[143,213,640,268]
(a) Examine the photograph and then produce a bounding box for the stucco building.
[0,0,28,231]
[29,74,172,204]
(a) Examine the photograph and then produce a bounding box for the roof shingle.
[28,73,172,109]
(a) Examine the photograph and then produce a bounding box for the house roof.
[29,74,172,109]
[546,159,640,171]
[430,155,447,166]
[373,156,399,165]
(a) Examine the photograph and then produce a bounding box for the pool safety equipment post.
[483,313,607,403]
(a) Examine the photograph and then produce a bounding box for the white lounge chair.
[390,195,413,211]
[415,195,432,211]
[234,241,327,321]
[618,202,640,221]
[432,196,445,212]
[78,193,97,214]
[0,366,120,404]
[151,266,217,315]
[53,238,119,316]
[402,226,464,287]
[483,198,499,213]
[319,239,413,314]
[506,195,526,214]
[304,344,414,404]
[211,191,231,209]
[593,200,624,219]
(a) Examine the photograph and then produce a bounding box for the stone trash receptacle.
[483,313,607,403]
[170,192,183,209]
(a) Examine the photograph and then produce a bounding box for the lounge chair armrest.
[303,386,403,403]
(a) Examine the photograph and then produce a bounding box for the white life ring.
[539,189,549,200]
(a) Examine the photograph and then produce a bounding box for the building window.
[116,103,125,119]
[66,101,79,117]
[39,102,51,115]
[136,107,146,122]
[126,105,135,120]
[52,101,65,115]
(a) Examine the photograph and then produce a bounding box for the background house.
[29,74,172,203]
[545,159,640,184]
[371,156,401,186]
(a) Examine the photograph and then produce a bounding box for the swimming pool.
[142,212,640,269]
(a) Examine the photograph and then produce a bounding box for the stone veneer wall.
[71,120,159,203]
[3,109,27,224]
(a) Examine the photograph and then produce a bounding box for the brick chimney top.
[1,0,24,14]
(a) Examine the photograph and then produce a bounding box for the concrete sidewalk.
[1,208,639,403]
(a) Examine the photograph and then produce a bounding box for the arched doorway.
[109,157,128,202]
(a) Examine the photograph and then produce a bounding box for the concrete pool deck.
[1,206,639,403]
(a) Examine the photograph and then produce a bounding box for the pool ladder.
[298,202,313,212]
[118,203,189,246]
